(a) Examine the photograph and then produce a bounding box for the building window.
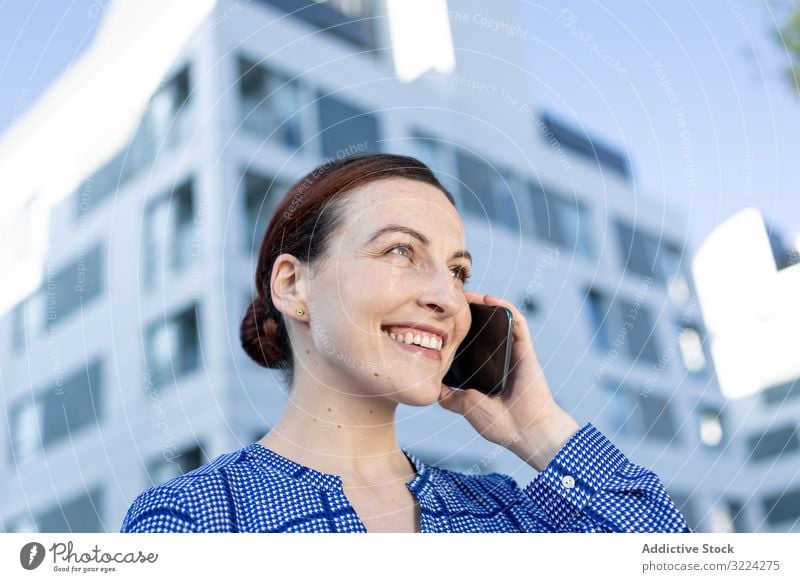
[585,288,661,364]
[455,149,495,219]
[600,380,639,438]
[36,488,103,533]
[148,65,191,152]
[614,219,687,290]
[238,57,302,148]
[261,0,377,50]
[8,400,42,465]
[145,303,201,389]
[698,408,724,447]
[147,443,205,486]
[492,171,521,232]
[42,360,103,448]
[9,360,103,464]
[13,244,104,341]
[50,244,103,321]
[537,112,631,180]
[144,179,195,289]
[747,424,799,462]
[243,169,290,253]
[761,377,800,406]
[407,132,460,203]
[726,499,748,533]
[11,289,47,350]
[530,182,593,257]
[317,91,380,158]
[636,391,678,442]
[762,488,800,529]
[75,65,192,215]
[679,324,707,373]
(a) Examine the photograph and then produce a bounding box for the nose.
[416,261,465,318]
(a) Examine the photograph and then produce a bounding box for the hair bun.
[240,296,287,368]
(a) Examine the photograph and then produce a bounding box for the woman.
[121,153,692,533]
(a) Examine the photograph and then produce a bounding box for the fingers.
[438,384,462,414]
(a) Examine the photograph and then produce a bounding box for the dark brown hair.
[239,152,456,387]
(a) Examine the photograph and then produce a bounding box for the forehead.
[341,178,464,238]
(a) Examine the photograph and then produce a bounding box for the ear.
[270,253,310,320]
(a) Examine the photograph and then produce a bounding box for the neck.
[258,373,413,483]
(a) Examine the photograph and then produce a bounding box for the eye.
[451,265,472,284]
[387,242,471,283]
[387,243,414,259]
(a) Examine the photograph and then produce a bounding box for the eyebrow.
[365,224,472,264]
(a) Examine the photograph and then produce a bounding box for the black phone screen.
[442,303,514,396]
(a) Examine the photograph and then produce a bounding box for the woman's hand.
[437,291,581,472]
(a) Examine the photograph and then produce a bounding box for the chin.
[393,379,443,407]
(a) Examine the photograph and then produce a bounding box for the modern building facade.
[693,208,800,532]
[0,0,750,532]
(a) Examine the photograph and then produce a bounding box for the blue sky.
[522,0,800,252]
[1,0,798,253]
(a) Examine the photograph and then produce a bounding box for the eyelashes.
[386,242,472,284]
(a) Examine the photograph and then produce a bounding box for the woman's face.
[303,177,472,406]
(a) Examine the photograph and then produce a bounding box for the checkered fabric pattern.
[120,423,692,533]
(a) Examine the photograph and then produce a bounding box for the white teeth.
[383,328,443,352]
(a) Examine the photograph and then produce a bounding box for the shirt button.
[561,475,575,489]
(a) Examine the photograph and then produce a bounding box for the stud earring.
[296,306,306,316]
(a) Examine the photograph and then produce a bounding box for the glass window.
[243,170,289,253]
[614,219,684,287]
[261,0,377,50]
[585,289,660,364]
[748,425,799,462]
[618,299,660,364]
[41,360,103,447]
[492,171,521,232]
[317,91,380,158]
[12,289,47,350]
[147,443,205,485]
[530,182,593,257]
[727,499,748,533]
[762,488,800,528]
[636,392,678,442]
[679,324,707,372]
[36,488,103,533]
[600,380,638,438]
[145,304,201,389]
[9,400,42,465]
[586,289,611,351]
[239,57,303,148]
[150,65,191,152]
[699,409,724,447]
[144,179,194,288]
[760,377,800,406]
[455,149,494,218]
[408,132,460,202]
[50,244,103,321]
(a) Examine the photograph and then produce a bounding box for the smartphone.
[442,303,514,396]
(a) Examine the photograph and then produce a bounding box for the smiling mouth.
[380,327,444,351]
[380,328,444,361]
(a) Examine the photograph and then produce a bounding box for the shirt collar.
[245,442,435,497]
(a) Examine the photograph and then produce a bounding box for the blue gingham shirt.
[120,423,692,533]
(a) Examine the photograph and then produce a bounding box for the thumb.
[438,383,465,415]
